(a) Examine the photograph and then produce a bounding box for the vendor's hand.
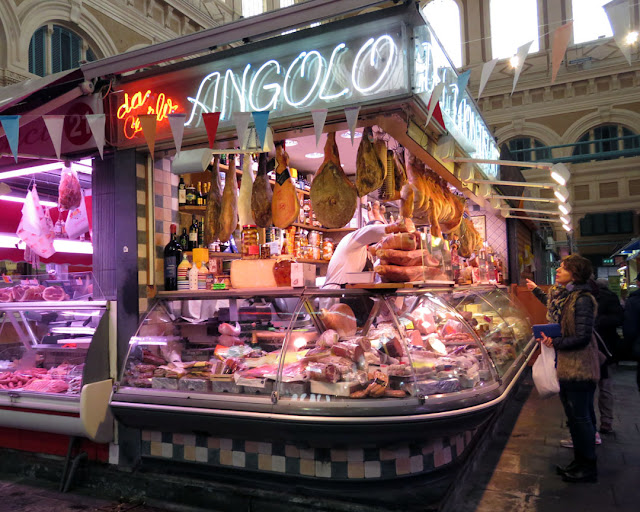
[525,279,538,291]
[385,217,416,234]
[538,332,554,347]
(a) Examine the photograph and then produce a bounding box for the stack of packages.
[370,232,447,283]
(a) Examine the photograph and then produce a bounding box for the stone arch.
[17,0,118,73]
[494,122,560,149]
[0,3,21,70]
[561,108,640,146]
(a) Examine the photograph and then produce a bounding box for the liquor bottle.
[178,177,186,206]
[196,182,203,206]
[198,219,204,248]
[163,224,183,291]
[179,227,188,251]
[202,183,208,206]
[189,215,199,250]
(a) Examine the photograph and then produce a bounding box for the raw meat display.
[375,264,448,283]
[42,286,66,301]
[251,153,273,228]
[0,288,13,302]
[320,303,357,337]
[238,154,255,227]
[58,166,82,210]
[204,155,223,245]
[310,132,358,228]
[271,142,299,228]
[219,322,241,336]
[376,248,441,267]
[0,364,80,394]
[217,154,239,242]
[355,127,385,197]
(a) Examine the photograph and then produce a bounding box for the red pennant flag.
[426,97,446,130]
[202,112,221,149]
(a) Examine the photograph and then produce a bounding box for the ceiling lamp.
[558,203,572,215]
[284,139,298,146]
[560,215,571,225]
[305,152,324,159]
[340,131,362,139]
[626,31,639,45]
[562,224,572,232]
[550,163,570,186]
[554,185,570,203]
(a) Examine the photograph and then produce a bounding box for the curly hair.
[561,254,593,285]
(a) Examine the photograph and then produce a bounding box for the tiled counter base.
[140,429,477,480]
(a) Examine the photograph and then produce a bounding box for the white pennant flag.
[344,106,360,145]
[477,58,498,101]
[85,114,105,160]
[233,112,252,150]
[168,113,186,158]
[311,109,328,147]
[42,115,65,160]
[425,82,445,128]
[263,127,274,152]
[511,41,533,95]
[604,0,632,65]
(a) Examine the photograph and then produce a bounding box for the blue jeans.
[559,382,597,463]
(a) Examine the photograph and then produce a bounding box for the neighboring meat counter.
[0,273,112,443]
[110,286,535,481]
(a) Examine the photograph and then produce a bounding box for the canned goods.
[241,225,260,259]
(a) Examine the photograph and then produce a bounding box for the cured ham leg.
[217,154,238,242]
[251,153,273,228]
[271,142,299,228]
[355,127,385,197]
[238,154,254,227]
[204,155,223,245]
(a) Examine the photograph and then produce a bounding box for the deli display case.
[0,272,113,443]
[110,285,534,480]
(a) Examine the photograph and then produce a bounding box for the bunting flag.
[85,114,105,159]
[233,112,252,150]
[477,58,498,101]
[168,113,186,157]
[252,111,270,148]
[425,82,445,128]
[344,106,360,145]
[604,0,632,65]
[0,115,21,162]
[511,40,534,95]
[551,22,573,84]
[263,127,274,152]
[455,69,471,109]
[43,115,65,160]
[311,109,328,147]
[201,149,213,172]
[138,114,157,160]
[202,112,221,148]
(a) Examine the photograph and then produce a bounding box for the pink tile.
[141,430,152,442]
[395,457,411,475]
[299,448,315,460]
[330,448,347,462]
[163,182,171,197]
[154,181,163,195]
[183,434,196,447]
[207,438,220,449]
[150,431,162,442]
[285,445,300,458]
[219,438,233,451]
[409,455,423,473]
[163,195,172,209]
[258,442,272,455]
[347,448,363,462]
[245,441,259,453]
[172,433,184,445]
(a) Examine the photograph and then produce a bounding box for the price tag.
[275,167,291,186]
[213,283,226,290]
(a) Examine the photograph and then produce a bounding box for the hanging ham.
[251,152,273,228]
[238,154,254,227]
[310,132,358,228]
[217,154,238,242]
[355,127,385,197]
[204,155,223,245]
[271,142,299,228]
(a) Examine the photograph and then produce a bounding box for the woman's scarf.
[546,284,570,323]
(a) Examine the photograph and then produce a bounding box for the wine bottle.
[178,177,186,206]
[189,215,199,250]
[164,224,183,291]
[196,181,203,206]
[198,219,204,248]
[179,227,188,250]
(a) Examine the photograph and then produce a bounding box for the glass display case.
[0,272,113,442]
[112,286,535,438]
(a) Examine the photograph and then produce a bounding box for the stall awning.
[611,237,640,258]
[0,69,83,113]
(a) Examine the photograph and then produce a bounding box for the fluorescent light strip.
[0,159,92,181]
[0,195,57,208]
[0,234,92,254]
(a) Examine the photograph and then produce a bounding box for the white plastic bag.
[16,186,56,259]
[65,190,89,240]
[532,343,560,398]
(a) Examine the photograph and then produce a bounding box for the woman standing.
[527,255,600,483]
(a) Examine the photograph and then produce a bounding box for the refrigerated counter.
[110,285,534,480]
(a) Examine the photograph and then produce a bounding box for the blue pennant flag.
[252,111,270,149]
[455,70,471,110]
[0,115,21,162]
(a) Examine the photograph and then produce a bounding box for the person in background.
[526,254,601,483]
[592,278,624,434]
[623,274,640,392]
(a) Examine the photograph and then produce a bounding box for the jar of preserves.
[322,238,334,260]
[273,258,294,287]
[241,225,260,259]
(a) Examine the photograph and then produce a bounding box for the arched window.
[242,0,264,17]
[422,0,462,68]
[572,0,613,44]
[490,0,539,59]
[501,137,551,162]
[572,124,640,161]
[29,25,96,77]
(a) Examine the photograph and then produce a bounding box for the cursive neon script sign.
[184,34,401,126]
[116,90,180,139]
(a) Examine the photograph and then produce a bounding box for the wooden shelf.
[179,205,206,214]
[183,251,241,259]
[296,258,329,265]
[291,222,356,233]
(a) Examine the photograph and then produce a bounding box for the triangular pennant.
[344,106,360,145]
[455,70,471,110]
[311,109,328,147]
[201,149,213,172]
[511,41,533,95]
[85,114,106,159]
[43,115,65,160]
[0,115,21,162]
[168,113,186,158]
[138,114,157,160]
[477,58,498,101]
[604,0,632,65]
[551,22,573,84]
[202,112,221,148]
[233,112,252,150]
[425,82,445,128]
[252,111,270,149]
[263,127,274,152]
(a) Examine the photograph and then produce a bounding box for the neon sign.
[184,34,402,126]
[116,90,180,139]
